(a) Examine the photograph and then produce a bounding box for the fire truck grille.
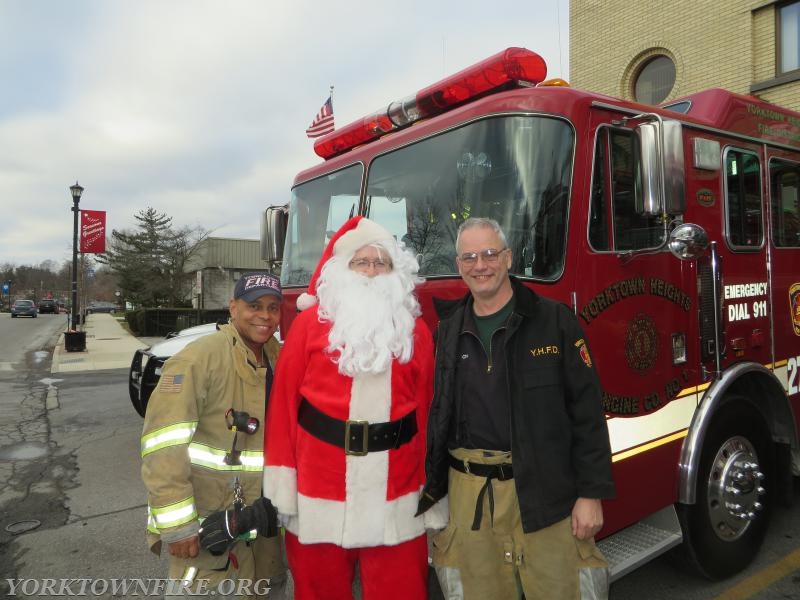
[698,261,716,361]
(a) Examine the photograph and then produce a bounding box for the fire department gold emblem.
[625,314,659,372]
[790,282,800,337]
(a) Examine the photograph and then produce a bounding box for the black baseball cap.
[234,272,282,303]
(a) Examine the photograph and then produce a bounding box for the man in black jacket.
[416,218,615,599]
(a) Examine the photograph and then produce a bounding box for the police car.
[128,322,220,417]
[128,322,282,417]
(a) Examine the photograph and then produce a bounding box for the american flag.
[158,374,184,393]
[305,96,335,138]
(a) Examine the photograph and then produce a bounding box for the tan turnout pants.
[167,535,287,599]
[431,448,609,600]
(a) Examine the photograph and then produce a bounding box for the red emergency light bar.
[314,47,547,160]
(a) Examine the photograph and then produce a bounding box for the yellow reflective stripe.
[149,497,197,529]
[180,567,197,587]
[188,442,263,472]
[141,421,198,457]
[146,507,159,533]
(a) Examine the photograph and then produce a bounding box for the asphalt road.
[1,312,799,599]
[609,482,800,599]
[0,314,166,598]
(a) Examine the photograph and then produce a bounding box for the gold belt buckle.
[344,419,369,456]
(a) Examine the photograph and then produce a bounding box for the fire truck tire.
[676,398,773,580]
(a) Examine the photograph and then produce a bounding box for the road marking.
[712,546,800,599]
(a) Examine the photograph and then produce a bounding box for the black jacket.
[418,277,615,533]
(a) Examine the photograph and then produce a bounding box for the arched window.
[634,55,676,104]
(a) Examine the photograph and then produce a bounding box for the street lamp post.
[69,181,84,330]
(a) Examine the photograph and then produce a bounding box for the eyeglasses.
[349,258,392,271]
[457,248,508,266]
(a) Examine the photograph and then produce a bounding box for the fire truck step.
[598,505,683,582]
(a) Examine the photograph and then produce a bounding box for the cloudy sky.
[0,0,570,268]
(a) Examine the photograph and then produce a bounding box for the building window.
[780,1,800,73]
[634,55,676,104]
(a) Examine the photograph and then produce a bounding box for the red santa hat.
[296,216,395,311]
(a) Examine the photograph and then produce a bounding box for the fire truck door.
[766,151,800,411]
[716,147,771,372]
[577,123,698,523]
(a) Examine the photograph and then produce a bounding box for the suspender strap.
[448,455,514,530]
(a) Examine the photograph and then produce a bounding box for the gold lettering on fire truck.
[649,278,692,310]
[602,392,638,415]
[579,277,692,324]
[579,277,646,323]
[602,377,682,416]
[747,103,800,144]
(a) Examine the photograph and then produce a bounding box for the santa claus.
[266,216,442,599]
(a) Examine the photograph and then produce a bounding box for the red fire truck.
[262,47,800,581]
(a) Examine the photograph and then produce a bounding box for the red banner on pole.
[80,210,106,253]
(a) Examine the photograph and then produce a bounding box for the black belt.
[449,455,513,530]
[298,398,417,456]
[448,455,514,480]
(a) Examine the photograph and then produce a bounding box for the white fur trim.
[333,219,394,257]
[289,489,424,547]
[340,372,392,546]
[295,292,317,311]
[263,465,298,516]
[423,495,450,531]
[349,370,391,422]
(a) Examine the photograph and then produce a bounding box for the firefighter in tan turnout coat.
[140,272,287,599]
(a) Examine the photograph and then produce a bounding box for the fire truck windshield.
[282,115,573,286]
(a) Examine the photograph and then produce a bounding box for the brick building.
[570,0,800,110]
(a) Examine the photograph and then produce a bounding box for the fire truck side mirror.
[668,223,709,260]
[261,204,289,265]
[635,118,686,217]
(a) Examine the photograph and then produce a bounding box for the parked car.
[11,299,38,318]
[129,320,281,417]
[86,301,120,314]
[37,299,58,314]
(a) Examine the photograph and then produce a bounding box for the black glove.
[198,505,240,556]
[199,498,279,556]
[244,496,279,539]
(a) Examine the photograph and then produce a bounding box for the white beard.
[316,253,421,377]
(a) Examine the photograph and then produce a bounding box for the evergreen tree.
[98,208,208,307]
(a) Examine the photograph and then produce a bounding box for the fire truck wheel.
[676,398,773,580]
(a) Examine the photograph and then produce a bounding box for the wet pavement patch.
[4,520,41,535]
[0,442,49,461]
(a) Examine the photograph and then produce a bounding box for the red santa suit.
[264,307,433,546]
[263,217,439,600]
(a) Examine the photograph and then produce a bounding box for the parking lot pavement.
[51,314,152,374]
